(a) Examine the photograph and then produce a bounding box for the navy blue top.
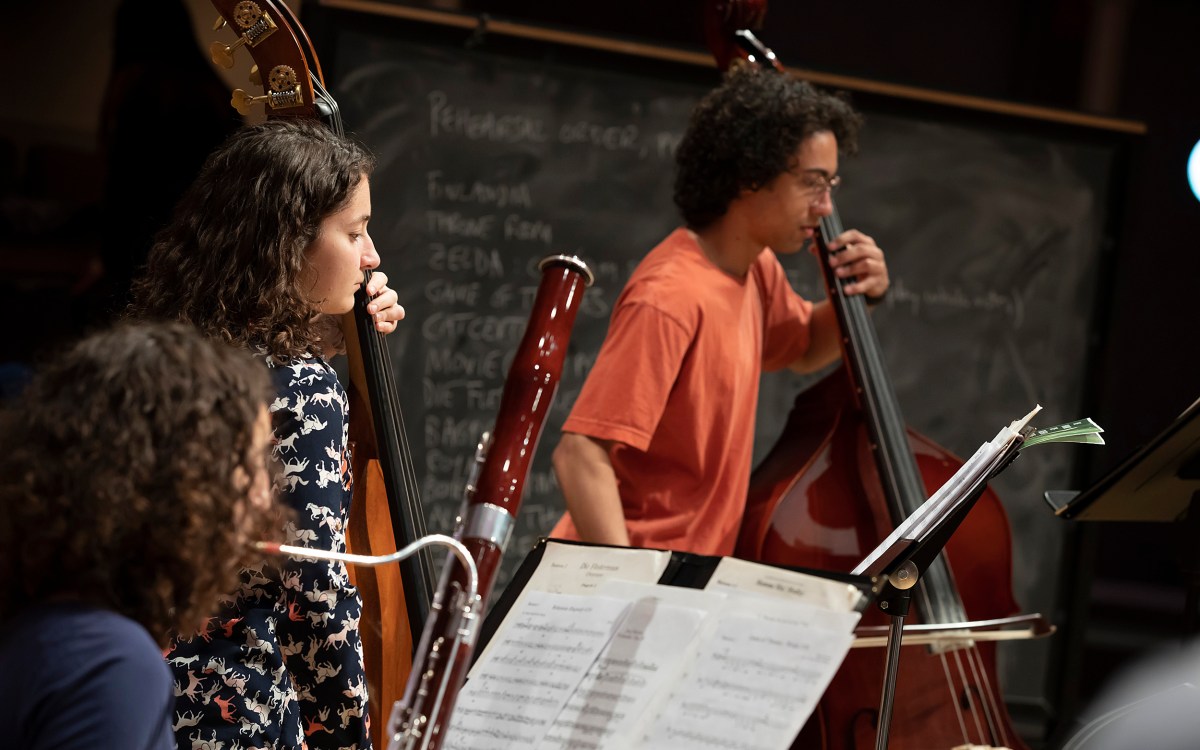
[0,602,173,750]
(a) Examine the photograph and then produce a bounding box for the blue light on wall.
[1190,139,1200,202]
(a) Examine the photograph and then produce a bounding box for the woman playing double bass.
[550,64,890,556]
[131,119,406,749]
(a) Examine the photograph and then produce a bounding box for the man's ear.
[735,181,762,200]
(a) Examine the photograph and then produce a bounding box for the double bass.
[205,3,438,745]
[206,9,596,749]
[704,5,1043,749]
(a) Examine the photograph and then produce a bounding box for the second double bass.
[712,16,1039,750]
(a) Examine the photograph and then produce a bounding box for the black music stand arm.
[872,584,914,750]
[865,436,1025,592]
[862,438,1025,750]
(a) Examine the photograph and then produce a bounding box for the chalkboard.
[329,28,1119,704]
[331,35,701,585]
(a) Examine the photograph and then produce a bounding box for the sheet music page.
[444,591,632,750]
[705,556,865,612]
[535,582,716,750]
[455,548,863,750]
[856,409,1038,576]
[471,542,673,676]
[525,542,674,595]
[635,597,859,750]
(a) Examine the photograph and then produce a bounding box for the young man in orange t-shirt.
[549,65,891,556]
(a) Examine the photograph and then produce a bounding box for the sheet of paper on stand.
[444,591,632,750]
[853,405,1042,576]
[447,546,862,750]
[469,543,673,676]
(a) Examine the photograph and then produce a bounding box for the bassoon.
[386,254,594,750]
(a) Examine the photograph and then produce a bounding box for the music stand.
[1045,397,1200,630]
[1046,397,1200,522]
[854,427,1028,750]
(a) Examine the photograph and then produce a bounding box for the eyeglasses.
[799,173,841,204]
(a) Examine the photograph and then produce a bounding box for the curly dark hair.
[129,118,375,361]
[0,321,280,646]
[674,64,863,228]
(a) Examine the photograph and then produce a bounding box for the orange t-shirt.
[551,228,813,555]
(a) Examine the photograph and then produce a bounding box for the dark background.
[1,1,1197,747]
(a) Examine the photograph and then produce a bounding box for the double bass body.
[739,370,1027,750]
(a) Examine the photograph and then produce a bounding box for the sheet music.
[471,542,672,676]
[455,551,862,750]
[525,542,673,595]
[535,583,713,750]
[445,591,632,750]
[445,407,1051,749]
[636,597,859,750]
[854,407,1037,576]
[705,556,864,612]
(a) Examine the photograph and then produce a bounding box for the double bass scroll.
[388,254,594,750]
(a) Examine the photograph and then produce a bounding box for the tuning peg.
[210,40,237,69]
[212,15,227,31]
[229,63,302,115]
[249,65,261,86]
[208,5,277,70]
[231,89,266,116]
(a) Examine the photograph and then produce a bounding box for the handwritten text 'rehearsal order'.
[427,91,683,158]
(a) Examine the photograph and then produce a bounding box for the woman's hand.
[363,271,406,334]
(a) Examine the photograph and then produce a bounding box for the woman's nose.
[361,234,380,269]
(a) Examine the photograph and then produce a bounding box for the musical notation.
[443,592,630,750]
[537,591,707,749]
[639,605,856,749]
[447,547,861,749]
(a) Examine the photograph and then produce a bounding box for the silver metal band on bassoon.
[461,502,515,550]
[537,254,595,287]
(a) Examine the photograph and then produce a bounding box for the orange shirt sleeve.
[561,301,693,452]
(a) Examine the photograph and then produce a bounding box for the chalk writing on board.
[882,278,1027,329]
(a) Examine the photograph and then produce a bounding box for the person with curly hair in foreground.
[130,118,405,749]
[0,321,279,750]
[550,65,891,555]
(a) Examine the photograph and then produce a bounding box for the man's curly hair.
[674,65,863,228]
[0,322,280,646]
[129,119,375,362]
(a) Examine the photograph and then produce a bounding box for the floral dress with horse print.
[165,356,370,750]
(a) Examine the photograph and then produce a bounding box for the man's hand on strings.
[824,229,890,302]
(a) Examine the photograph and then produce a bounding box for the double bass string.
[302,41,438,595]
[819,210,1016,749]
[359,268,439,601]
[819,208,921,525]
[313,56,440,614]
